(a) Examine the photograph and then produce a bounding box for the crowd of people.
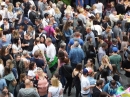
[0,0,130,97]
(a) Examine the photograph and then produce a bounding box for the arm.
[83,85,95,91]
[48,92,52,97]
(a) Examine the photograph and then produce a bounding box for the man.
[113,20,123,50]
[69,41,84,69]
[68,31,84,53]
[98,42,108,65]
[109,47,122,73]
[123,54,130,86]
[1,18,12,32]
[81,68,94,97]
[59,42,68,57]
[86,26,96,47]
[29,6,38,25]
[42,13,49,28]
[93,80,104,97]
[30,50,44,69]
[116,0,125,15]
[35,18,43,34]
[22,0,31,17]
[62,13,73,25]
[17,79,40,97]
[0,2,7,19]
[32,37,46,55]
[109,11,118,27]
[97,35,104,48]
[45,38,57,74]
[102,26,113,40]
[103,80,121,96]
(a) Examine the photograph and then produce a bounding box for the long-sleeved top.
[46,43,56,62]
[98,47,106,63]
[69,47,84,64]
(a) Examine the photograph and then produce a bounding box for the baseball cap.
[83,68,88,75]
[112,47,118,52]
[23,17,29,22]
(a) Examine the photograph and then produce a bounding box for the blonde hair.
[55,7,60,14]
[78,8,84,13]
[12,30,19,39]
[0,59,3,64]
[8,5,13,12]
[65,5,72,14]
[6,59,14,69]
[51,77,59,87]
[27,25,34,32]
[101,55,110,67]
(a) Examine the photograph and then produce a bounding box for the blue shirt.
[0,78,7,92]
[68,38,84,47]
[86,32,96,47]
[30,57,44,68]
[69,47,84,64]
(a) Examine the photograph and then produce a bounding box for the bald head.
[25,79,31,86]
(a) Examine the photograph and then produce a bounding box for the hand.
[124,47,127,50]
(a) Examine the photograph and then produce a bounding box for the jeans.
[59,68,66,87]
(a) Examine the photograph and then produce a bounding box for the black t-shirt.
[22,38,34,51]
[116,4,125,15]
[123,60,130,77]
[93,86,101,97]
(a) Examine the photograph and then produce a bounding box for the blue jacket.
[69,47,84,64]
[103,81,121,96]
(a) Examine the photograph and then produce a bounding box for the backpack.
[124,45,130,58]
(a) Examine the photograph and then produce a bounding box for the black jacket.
[29,11,38,25]
[93,86,101,97]
[61,64,73,78]
[116,4,125,15]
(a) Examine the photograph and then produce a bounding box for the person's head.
[27,25,33,33]
[44,13,49,19]
[20,73,26,82]
[97,35,103,42]
[29,62,36,70]
[23,17,29,24]
[101,55,109,64]
[74,31,81,38]
[51,77,59,87]
[75,63,82,71]
[112,47,118,53]
[32,5,36,11]
[66,13,71,19]
[95,13,100,19]
[110,80,117,89]
[58,50,65,62]
[105,26,111,33]
[34,50,40,58]
[7,5,13,12]
[77,19,83,26]
[35,18,41,25]
[43,0,47,3]
[2,87,10,97]
[104,16,110,22]
[18,26,24,32]
[86,26,91,33]
[123,35,128,41]
[25,79,32,87]
[1,46,8,56]
[16,2,21,7]
[40,36,46,43]
[112,38,118,45]
[87,36,92,42]
[22,50,29,57]
[119,0,124,4]
[35,37,40,45]
[86,59,94,68]
[4,66,11,76]
[63,20,72,31]
[99,92,109,97]
[63,57,70,64]
[112,10,117,16]
[55,7,60,14]
[38,25,44,33]
[3,18,8,25]
[45,38,52,46]
[101,42,108,50]
[116,20,122,27]
[83,68,88,76]
[53,72,60,80]
[6,59,13,70]
[25,33,31,40]
[96,80,104,88]
[37,67,44,76]
[60,42,66,49]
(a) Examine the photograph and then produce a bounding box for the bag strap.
[52,87,59,97]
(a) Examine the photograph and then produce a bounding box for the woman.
[1,87,13,97]
[64,5,73,17]
[28,62,37,80]
[72,63,82,97]
[4,66,17,94]
[95,13,102,25]
[12,38,22,57]
[0,46,13,66]
[33,67,49,97]
[0,59,4,77]
[24,25,35,39]
[102,16,111,30]
[63,21,73,45]
[61,57,73,96]
[7,5,15,24]
[40,36,46,44]
[54,7,62,25]
[48,77,62,97]
[13,2,23,13]
[86,59,96,72]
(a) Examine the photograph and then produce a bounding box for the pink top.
[38,77,49,96]
[44,26,55,37]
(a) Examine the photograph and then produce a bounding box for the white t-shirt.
[48,86,61,97]
[32,44,46,55]
[91,25,102,35]
[28,70,35,77]
[12,44,21,51]
[94,3,103,13]
[0,64,4,77]
[81,75,90,94]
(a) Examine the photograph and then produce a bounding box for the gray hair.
[22,50,28,56]
[73,41,79,47]
[60,42,66,48]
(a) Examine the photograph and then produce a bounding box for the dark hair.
[96,80,104,86]
[93,20,99,25]
[13,38,19,45]
[0,14,2,21]
[0,46,7,56]
[88,44,95,52]
[75,63,82,71]
[58,50,65,62]
[40,36,45,44]
[102,42,108,48]
[29,62,35,70]
[63,57,69,64]
[44,13,49,18]
[34,50,39,58]
[99,92,108,97]
[123,35,128,41]
[15,54,21,58]
[110,80,116,86]
[87,36,92,41]
[77,19,83,26]
[53,72,60,79]
[111,64,119,75]
[20,73,26,82]
[32,6,36,10]
[3,18,8,21]
[98,35,103,40]
[4,66,11,76]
